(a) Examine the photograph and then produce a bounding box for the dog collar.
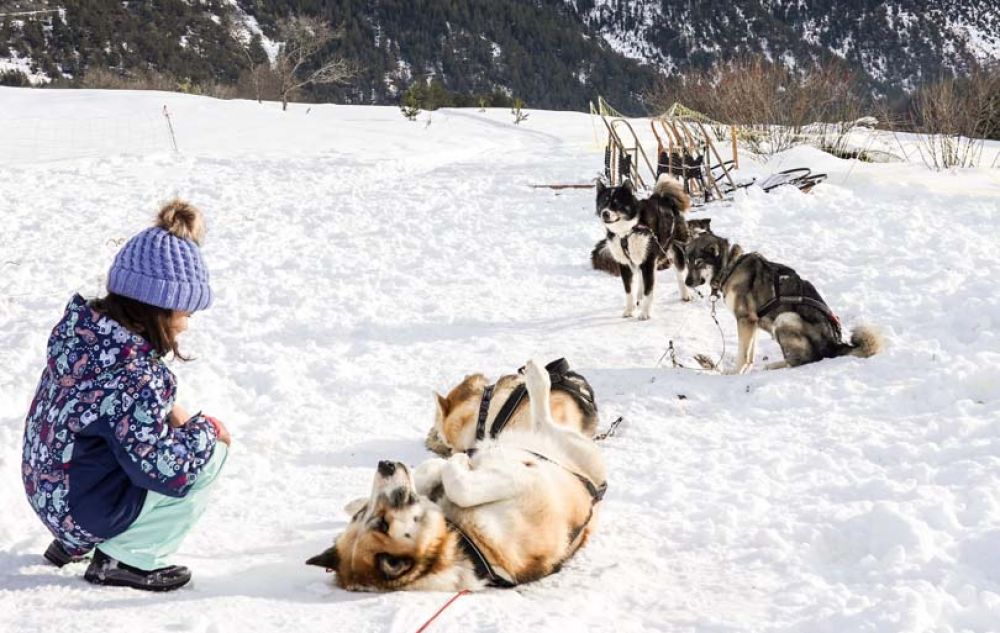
[711,248,751,295]
[475,384,495,442]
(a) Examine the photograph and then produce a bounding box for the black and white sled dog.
[590,176,693,320]
[675,231,884,373]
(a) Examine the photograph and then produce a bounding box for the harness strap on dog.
[475,383,524,442]
[464,447,607,504]
[523,450,607,503]
[756,270,844,341]
[757,293,842,328]
[448,520,517,588]
[474,384,495,442]
[489,385,527,439]
[475,358,595,442]
[457,446,607,583]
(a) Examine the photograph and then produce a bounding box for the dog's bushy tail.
[839,325,884,358]
[591,239,621,276]
[654,175,691,214]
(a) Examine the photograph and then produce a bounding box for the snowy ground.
[1,88,999,633]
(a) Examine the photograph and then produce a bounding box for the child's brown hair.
[90,293,189,360]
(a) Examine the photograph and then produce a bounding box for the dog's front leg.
[413,458,448,497]
[441,452,526,508]
[674,262,693,301]
[636,257,657,320]
[524,359,607,483]
[732,317,759,374]
[620,264,636,317]
[523,358,554,431]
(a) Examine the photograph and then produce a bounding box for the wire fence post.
[162,105,179,153]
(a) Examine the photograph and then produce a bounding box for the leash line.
[705,296,727,371]
[594,415,624,441]
[413,590,471,633]
[655,294,727,373]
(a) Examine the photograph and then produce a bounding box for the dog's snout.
[601,210,613,222]
[377,460,396,477]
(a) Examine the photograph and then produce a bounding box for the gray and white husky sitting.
[590,176,692,320]
[674,232,883,373]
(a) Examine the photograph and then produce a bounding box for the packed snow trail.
[1,89,999,633]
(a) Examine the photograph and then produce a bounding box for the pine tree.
[400,84,421,120]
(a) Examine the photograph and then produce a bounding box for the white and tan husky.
[306,360,607,591]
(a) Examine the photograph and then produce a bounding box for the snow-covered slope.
[1,88,999,632]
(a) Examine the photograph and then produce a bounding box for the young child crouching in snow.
[21,200,232,592]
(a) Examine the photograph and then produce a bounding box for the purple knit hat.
[107,201,213,312]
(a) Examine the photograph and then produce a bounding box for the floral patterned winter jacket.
[21,295,219,554]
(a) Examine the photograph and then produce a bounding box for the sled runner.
[592,97,827,203]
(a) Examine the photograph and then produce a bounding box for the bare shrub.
[78,67,242,100]
[196,81,239,100]
[983,63,1000,142]
[0,69,31,87]
[272,15,356,111]
[234,31,272,104]
[907,67,1000,169]
[648,56,870,160]
[235,64,282,103]
[78,67,178,91]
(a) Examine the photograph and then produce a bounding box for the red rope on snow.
[413,590,471,633]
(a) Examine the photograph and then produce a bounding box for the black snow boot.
[44,540,89,567]
[84,549,191,592]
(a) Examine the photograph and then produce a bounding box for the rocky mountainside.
[568,0,1000,92]
[2,0,997,112]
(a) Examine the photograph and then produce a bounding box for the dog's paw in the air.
[523,359,551,393]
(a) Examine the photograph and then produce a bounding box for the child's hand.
[205,415,232,446]
[170,405,191,428]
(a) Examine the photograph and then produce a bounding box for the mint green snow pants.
[99,443,228,571]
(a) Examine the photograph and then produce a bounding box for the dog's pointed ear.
[306,546,340,570]
[434,391,450,418]
[707,239,721,258]
[595,179,606,197]
[621,179,634,193]
[344,497,367,516]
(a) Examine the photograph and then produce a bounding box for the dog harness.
[461,359,604,587]
[611,224,650,263]
[448,519,518,588]
[610,216,680,266]
[475,358,597,442]
[756,263,844,341]
[454,447,608,588]
[712,252,844,340]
